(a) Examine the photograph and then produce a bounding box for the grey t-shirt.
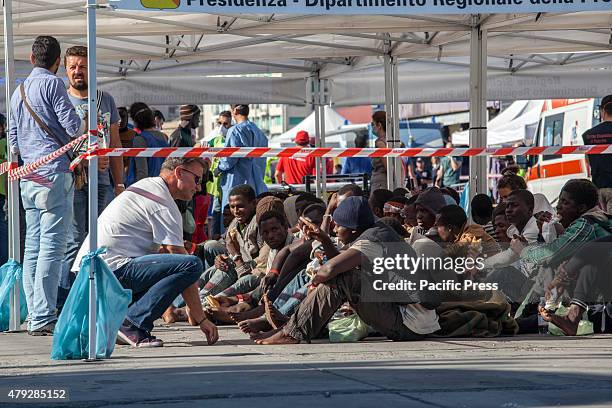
[68,91,119,186]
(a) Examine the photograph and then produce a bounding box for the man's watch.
[115,183,126,189]
[231,253,242,262]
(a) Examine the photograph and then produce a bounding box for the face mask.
[218,125,228,137]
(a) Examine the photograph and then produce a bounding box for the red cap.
[295,130,310,145]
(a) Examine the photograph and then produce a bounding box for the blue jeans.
[211,195,223,238]
[62,183,108,289]
[113,254,202,332]
[274,269,311,317]
[218,274,262,297]
[197,240,226,270]
[0,196,7,266]
[20,173,74,331]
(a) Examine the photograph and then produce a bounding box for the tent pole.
[391,57,402,190]
[319,78,327,202]
[383,53,397,191]
[469,16,488,202]
[3,0,22,332]
[86,0,99,361]
[313,74,322,198]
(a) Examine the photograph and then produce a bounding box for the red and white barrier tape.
[5,134,88,181]
[81,144,612,160]
[3,142,612,181]
[0,161,17,175]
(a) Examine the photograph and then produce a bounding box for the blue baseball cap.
[333,196,375,230]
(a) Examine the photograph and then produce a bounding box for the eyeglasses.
[179,167,201,185]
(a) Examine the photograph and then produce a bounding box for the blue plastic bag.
[0,259,28,332]
[51,248,131,360]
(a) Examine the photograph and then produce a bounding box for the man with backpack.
[61,46,124,301]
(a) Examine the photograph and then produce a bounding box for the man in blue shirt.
[216,104,267,209]
[341,133,372,176]
[9,36,83,335]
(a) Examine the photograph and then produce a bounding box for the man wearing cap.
[216,104,268,209]
[275,130,315,184]
[414,187,448,242]
[169,104,201,148]
[255,196,440,344]
[582,95,612,213]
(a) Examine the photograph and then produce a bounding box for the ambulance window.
[543,113,564,161]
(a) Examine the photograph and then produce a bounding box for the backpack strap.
[20,83,76,161]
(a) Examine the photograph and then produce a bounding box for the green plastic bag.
[548,305,594,336]
[0,260,28,331]
[328,314,369,343]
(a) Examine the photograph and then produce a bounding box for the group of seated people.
[73,157,612,347]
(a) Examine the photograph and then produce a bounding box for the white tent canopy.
[2,5,612,108]
[269,106,349,147]
[452,100,545,146]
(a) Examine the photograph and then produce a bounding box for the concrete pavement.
[1,323,611,408]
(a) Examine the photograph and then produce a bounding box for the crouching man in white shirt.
[73,157,218,347]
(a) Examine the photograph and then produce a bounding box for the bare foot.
[263,293,289,329]
[229,304,265,323]
[226,302,253,314]
[250,328,280,341]
[163,306,189,324]
[238,317,272,334]
[162,306,177,324]
[206,307,237,325]
[255,329,300,345]
[540,306,581,336]
[215,295,238,308]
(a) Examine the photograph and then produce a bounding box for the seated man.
[435,204,499,260]
[321,183,364,234]
[255,196,438,344]
[383,196,409,225]
[471,193,495,237]
[541,235,612,335]
[413,187,447,243]
[206,208,293,323]
[491,203,510,244]
[197,185,263,297]
[212,202,326,328]
[511,179,612,270]
[195,185,259,271]
[368,189,394,219]
[484,190,541,272]
[72,157,218,347]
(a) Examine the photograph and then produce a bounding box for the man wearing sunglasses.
[72,157,219,348]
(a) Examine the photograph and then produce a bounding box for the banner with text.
[111,0,612,15]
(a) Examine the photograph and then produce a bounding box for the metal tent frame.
[2,2,611,360]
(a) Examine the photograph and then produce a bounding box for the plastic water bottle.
[538,297,548,334]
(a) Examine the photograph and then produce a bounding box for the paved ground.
[1,323,612,408]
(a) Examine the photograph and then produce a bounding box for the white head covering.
[533,193,556,216]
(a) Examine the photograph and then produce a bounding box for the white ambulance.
[526,98,602,204]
